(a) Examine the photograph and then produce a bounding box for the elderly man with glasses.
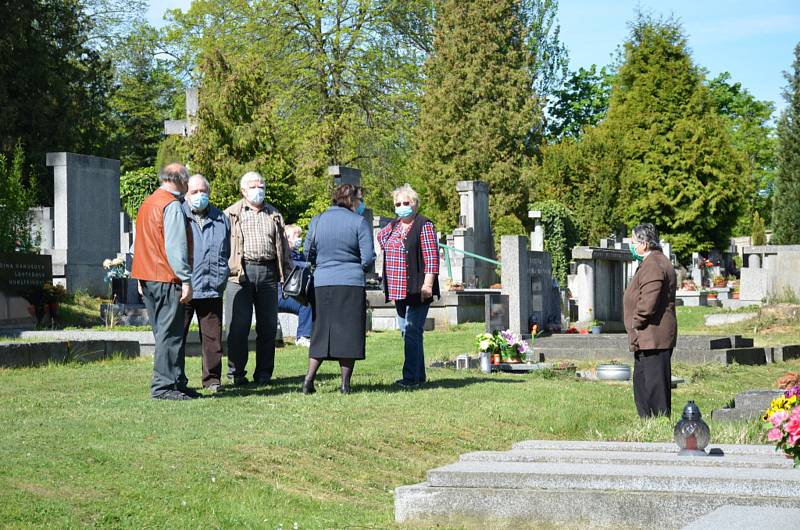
[224,171,294,386]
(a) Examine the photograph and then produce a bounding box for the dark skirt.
[309,285,366,360]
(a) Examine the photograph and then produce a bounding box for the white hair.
[240,171,264,189]
[391,183,419,206]
[189,174,211,193]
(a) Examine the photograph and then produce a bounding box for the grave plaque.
[528,251,553,329]
[0,253,53,295]
[484,293,509,333]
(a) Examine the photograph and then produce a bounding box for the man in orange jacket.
[132,163,195,400]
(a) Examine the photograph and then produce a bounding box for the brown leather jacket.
[224,198,293,284]
[131,188,193,284]
[623,249,677,352]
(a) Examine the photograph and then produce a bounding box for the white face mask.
[246,187,264,205]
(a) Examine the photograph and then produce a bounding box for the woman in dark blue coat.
[302,184,375,394]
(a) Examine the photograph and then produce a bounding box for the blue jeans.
[278,286,313,338]
[395,299,430,384]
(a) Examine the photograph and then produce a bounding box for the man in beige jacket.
[224,171,293,386]
[623,223,677,418]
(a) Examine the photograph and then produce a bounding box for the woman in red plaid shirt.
[377,184,440,388]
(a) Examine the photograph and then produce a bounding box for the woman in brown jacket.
[623,223,677,418]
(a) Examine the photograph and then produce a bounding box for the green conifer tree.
[751,211,766,246]
[411,0,541,232]
[603,16,747,257]
[772,43,800,245]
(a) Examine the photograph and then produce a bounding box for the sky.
[147,0,800,113]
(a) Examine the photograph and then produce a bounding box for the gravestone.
[45,152,121,296]
[484,293,509,333]
[0,252,53,329]
[501,236,558,336]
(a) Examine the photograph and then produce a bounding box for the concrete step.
[682,505,800,530]
[535,346,768,364]
[533,334,753,350]
[395,440,799,529]
[458,449,792,469]
[425,460,800,497]
[511,440,776,454]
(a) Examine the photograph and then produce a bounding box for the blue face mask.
[395,205,414,219]
[247,187,264,205]
[190,192,209,211]
[629,242,644,262]
[355,200,366,216]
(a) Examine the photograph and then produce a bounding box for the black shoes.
[395,379,420,389]
[153,389,193,401]
[254,376,271,386]
[340,384,351,394]
[229,376,249,386]
[302,379,316,395]
[178,387,203,399]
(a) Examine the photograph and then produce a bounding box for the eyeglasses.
[394,201,412,207]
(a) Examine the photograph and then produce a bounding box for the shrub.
[120,168,159,221]
[529,200,580,288]
[751,211,767,246]
[0,143,37,252]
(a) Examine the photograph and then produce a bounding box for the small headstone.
[485,293,509,333]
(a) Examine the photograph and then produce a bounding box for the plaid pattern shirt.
[240,206,277,261]
[378,219,439,301]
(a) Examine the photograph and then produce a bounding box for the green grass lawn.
[1,323,798,529]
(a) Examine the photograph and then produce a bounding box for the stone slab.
[395,484,799,529]
[0,339,139,367]
[458,449,793,469]
[681,505,800,530]
[395,440,799,528]
[704,312,758,327]
[712,389,783,422]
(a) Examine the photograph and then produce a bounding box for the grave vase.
[111,278,128,304]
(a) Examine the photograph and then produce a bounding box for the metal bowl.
[596,364,631,381]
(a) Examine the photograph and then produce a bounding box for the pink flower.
[768,428,784,441]
[789,433,800,447]
[771,410,790,427]
[785,413,800,440]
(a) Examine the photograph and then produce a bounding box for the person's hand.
[180,283,193,304]
[421,283,433,300]
[137,281,143,297]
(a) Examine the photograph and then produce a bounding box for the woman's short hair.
[632,223,662,251]
[333,184,362,210]
[391,183,419,207]
[284,224,302,238]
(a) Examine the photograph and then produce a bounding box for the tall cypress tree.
[607,16,747,256]
[411,0,540,232]
[772,43,800,245]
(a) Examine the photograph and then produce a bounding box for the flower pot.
[596,364,631,381]
[732,292,740,299]
[591,325,602,334]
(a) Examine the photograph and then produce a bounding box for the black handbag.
[282,264,314,306]
[281,214,319,306]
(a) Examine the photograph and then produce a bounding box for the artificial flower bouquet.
[762,385,800,465]
[475,329,530,363]
[102,257,130,283]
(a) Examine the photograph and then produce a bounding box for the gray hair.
[632,223,662,251]
[391,183,419,207]
[159,163,190,186]
[240,171,263,189]
[284,224,301,238]
[189,174,211,193]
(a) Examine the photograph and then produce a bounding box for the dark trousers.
[226,262,278,382]
[277,285,313,338]
[181,297,223,388]
[140,281,186,397]
[633,348,672,418]
[395,299,431,384]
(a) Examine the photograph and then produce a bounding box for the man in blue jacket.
[180,174,231,392]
